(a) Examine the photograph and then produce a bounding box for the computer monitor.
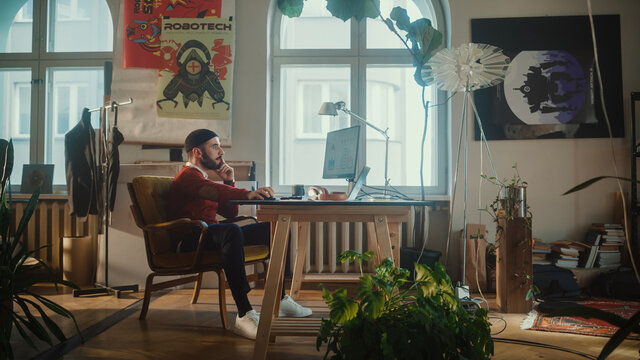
[322,125,360,180]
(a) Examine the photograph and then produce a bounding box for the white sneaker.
[279,295,312,317]
[234,310,260,339]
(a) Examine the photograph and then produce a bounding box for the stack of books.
[590,223,625,269]
[549,241,588,268]
[580,244,599,268]
[579,228,602,268]
[532,240,552,265]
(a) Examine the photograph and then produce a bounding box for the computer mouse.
[262,195,277,200]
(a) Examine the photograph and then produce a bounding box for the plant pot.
[0,298,12,356]
[501,186,527,217]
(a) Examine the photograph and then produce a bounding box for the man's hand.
[247,187,275,200]
[215,160,235,182]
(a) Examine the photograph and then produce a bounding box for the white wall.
[116,0,640,281]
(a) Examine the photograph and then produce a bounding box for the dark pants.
[179,222,289,315]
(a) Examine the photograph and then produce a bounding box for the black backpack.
[533,264,582,299]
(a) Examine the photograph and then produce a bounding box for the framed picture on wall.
[471,15,623,140]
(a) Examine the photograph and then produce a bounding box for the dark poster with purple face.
[471,15,623,140]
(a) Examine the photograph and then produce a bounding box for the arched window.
[0,0,113,186]
[270,0,448,196]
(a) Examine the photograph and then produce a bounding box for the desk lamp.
[318,101,391,198]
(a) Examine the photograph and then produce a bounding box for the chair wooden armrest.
[144,218,207,232]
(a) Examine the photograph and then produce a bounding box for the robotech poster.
[471,15,623,140]
[123,0,225,69]
[157,17,234,120]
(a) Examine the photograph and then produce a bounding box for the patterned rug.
[521,299,640,339]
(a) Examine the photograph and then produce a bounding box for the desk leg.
[389,222,401,266]
[366,222,380,269]
[290,222,310,300]
[254,215,291,360]
[374,215,394,264]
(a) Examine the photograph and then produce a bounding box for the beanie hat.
[184,129,218,152]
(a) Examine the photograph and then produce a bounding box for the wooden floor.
[10,285,640,359]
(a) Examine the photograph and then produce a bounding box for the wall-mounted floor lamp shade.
[318,101,391,197]
[421,43,510,92]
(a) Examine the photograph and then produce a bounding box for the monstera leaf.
[317,251,494,359]
[278,0,305,18]
[389,7,411,32]
[389,8,442,66]
[326,0,380,21]
[386,7,442,87]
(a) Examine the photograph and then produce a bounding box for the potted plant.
[481,164,539,303]
[480,163,530,222]
[316,251,494,359]
[0,139,81,359]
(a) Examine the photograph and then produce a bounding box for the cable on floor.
[492,337,598,360]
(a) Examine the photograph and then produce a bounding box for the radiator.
[288,207,429,274]
[10,198,98,274]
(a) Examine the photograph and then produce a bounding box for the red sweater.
[168,166,250,224]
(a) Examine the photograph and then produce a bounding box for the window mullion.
[30,0,48,163]
[33,62,46,163]
[36,0,47,58]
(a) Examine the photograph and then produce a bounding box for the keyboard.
[280,195,303,200]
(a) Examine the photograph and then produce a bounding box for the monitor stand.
[347,166,370,201]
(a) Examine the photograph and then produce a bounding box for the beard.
[201,151,222,170]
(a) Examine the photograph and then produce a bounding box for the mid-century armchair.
[127,175,269,328]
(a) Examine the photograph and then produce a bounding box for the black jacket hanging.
[107,105,124,212]
[65,107,99,220]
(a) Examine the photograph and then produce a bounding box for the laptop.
[21,164,54,194]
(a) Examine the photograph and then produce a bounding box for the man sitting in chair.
[168,129,312,340]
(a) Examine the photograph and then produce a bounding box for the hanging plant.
[278,0,381,21]
[277,0,305,18]
[326,0,380,21]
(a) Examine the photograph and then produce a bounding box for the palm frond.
[563,176,637,196]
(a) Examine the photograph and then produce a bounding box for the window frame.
[0,0,114,189]
[270,1,449,197]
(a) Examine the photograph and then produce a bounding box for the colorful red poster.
[123,0,225,69]
[164,0,223,18]
[123,0,165,68]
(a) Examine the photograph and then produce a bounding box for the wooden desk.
[230,200,433,360]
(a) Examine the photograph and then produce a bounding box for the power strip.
[460,299,483,313]
[455,285,470,300]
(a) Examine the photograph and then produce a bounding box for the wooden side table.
[496,217,533,313]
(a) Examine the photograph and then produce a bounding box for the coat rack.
[74,98,138,298]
